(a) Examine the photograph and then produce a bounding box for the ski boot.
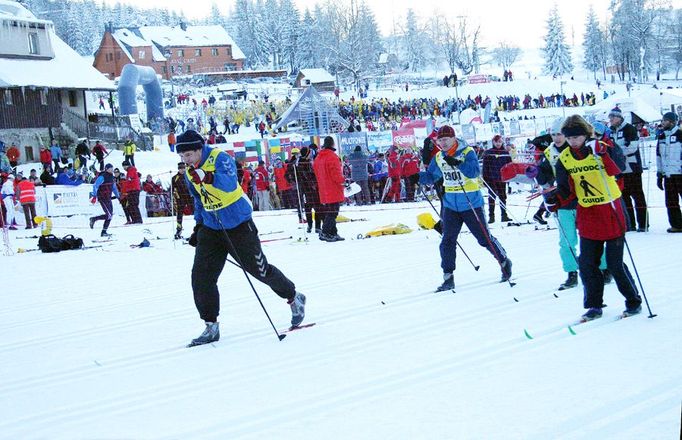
[533,212,548,225]
[306,226,312,233]
[558,271,578,290]
[435,273,455,292]
[622,304,642,317]
[501,213,511,223]
[289,292,306,327]
[581,308,603,322]
[89,217,96,229]
[488,215,495,224]
[188,322,220,347]
[174,228,183,240]
[100,230,112,238]
[500,258,513,282]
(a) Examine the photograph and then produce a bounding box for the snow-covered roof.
[299,68,335,84]
[0,32,115,90]
[0,0,49,24]
[136,25,245,59]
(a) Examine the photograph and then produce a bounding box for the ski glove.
[90,196,97,204]
[525,165,539,179]
[443,155,463,167]
[657,174,665,191]
[543,191,559,212]
[188,167,214,185]
[188,224,202,247]
[593,141,608,156]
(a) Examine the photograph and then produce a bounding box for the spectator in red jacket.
[16,174,37,229]
[400,148,420,202]
[253,160,271,211]
[549,115,642,321]
[313,136,346,242]
[122,160,142,224]
[39,146,52,174]
[273,159,293,208]
[6,143,20,167]
[385,146,402,202]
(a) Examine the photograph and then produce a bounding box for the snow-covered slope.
[1,165,680,438]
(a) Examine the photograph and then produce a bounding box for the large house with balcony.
[92,23,245,80]
[0,0,115,163]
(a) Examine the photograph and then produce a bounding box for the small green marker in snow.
[524,329,533,340]
[568,326,577,335]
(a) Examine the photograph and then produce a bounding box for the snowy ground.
[1,163,680,438]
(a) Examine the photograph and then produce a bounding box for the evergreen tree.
[582,5,606,79]
[403,9,427,72]
[543,4,573,77]
[297,9,318,69]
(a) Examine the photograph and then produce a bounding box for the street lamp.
[560,80,567,118]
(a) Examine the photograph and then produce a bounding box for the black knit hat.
[300,146,310,158]
[663,112,679,124]
[175,130,205,153]
[323,136,335,150]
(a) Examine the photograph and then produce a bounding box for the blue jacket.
[421,143,484,212]
[186,145,252,230]
[50,145,62,160]
[92,172,120,199]
[348,151,369,181]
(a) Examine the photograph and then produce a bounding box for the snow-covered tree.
[402,9,427,72]
[492,42,522,70]
[583,5,607,79]
[297,9,318,69]
[543,4,573,77]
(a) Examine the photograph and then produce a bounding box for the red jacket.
[17,179,36,204]
[401,151,420,176]
[6,146,19,162]
[254,165,269,191]
[274,167,291,191]
[40,149,52,164]
[313,148,345,204]
[387,151,401,178]
[123,167,141,192]
[241,169,252,193]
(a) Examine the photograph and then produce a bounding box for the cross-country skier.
[655,112,682,233]
[546,115,642,321]
[171,162,193,239]
[176,130,306,347]
[420,125,512,292]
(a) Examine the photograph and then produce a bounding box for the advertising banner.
[391,128,416,149]
[366,131,393,153]
[338,132,368,156]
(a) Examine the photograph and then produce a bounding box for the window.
[68,90,77,107]
[224,63,236,71]
[195,49,202,57]
[177,49,184,57]
[170,66,175,74]
[3,89,13,105]
[186,65,191,73]
[139,50,146,59]
[25,146,34,161]
[28,32,39,55]
[211,48,218,56]
[226,46,232,57]
[162,66,167,74]
[39,89,48,105]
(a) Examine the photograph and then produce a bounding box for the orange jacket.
[17,179,36,204]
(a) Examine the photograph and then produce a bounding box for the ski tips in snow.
[523,329,533,340]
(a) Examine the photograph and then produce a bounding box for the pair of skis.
[523,312,636,340]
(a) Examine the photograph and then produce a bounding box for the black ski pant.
[126,190,143,224]
[303,192,321,230]
[191,220,296,322]
[320,202,340,236]
[174,199,193,230]
[440,206,507,274]
[621,173,648,230]
[93,198,113,231]
[664,174,682,229]
[579,236,641,310]
[125,154,135,167]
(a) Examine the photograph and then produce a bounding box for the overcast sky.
[112,0,682,49]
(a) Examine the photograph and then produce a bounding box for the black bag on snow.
[37,234,84,253]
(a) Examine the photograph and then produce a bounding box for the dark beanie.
[323,136,335,150]
[300,146,310,158]
[608,107,623,119]
[354,145,361,152]
[663,112,679,124]
[175,130,205,153]
[105,163,113,170]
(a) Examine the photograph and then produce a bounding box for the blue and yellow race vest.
[187,148,244,211]
[435,147,480,193]
[558,147,621,207]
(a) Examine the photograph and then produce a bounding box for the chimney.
[105,21,113,33]
[179,21,187,32]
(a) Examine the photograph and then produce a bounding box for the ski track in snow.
[1,166,680,438]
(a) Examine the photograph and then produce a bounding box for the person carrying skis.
[546,115,642,321]
[420,125,512,292]
[176,130,305,347]
[89,164,120,237]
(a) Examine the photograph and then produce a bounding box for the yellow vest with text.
[187,148,244,211]
[435,147,480,193]
[558,147,621,208]
[544,143,563,174]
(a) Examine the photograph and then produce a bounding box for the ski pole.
[198,184,286,340]
[595,159,656,318]
[456,181,515,287]
[480,179,521,224]
[420,186,480,271]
